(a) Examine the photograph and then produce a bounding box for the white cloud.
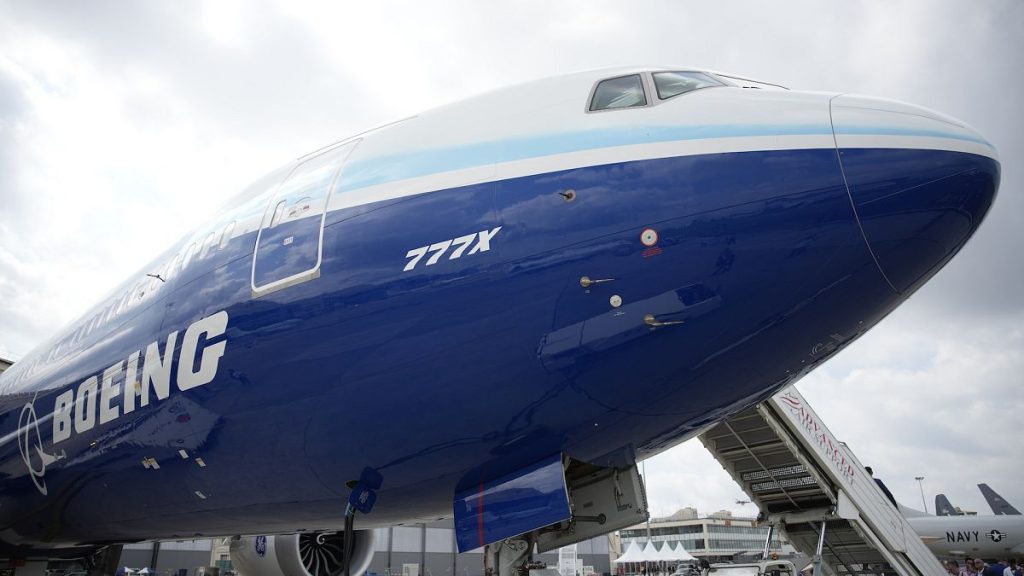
[201,0,248,48]
[643,440,756,519]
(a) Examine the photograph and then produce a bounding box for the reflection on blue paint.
[453,453,570,552]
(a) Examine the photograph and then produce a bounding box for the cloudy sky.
[1,0,1021,523]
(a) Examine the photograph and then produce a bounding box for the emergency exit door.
[251,139,359,296]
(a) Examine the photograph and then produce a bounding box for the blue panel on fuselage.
[488,148,881,425]
[452,453,569,552]
[839,149,999,294]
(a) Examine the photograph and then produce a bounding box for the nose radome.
[830,94,1000,295]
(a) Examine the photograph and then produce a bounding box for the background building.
[618,508,790,563]
[120,541,214,576]
[0,357,12,374]
[364,520,611,576]
[114,520,612,576]
[46,507,792,576]
[74,509,793,576]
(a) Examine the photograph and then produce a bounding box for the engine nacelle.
[230,531,376,576]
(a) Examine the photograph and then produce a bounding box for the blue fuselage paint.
[0,144,998,548]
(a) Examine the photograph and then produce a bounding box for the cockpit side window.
[589,74,647,111]
[652,71,724,100]
[715,74,788,90]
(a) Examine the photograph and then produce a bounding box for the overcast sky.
[1,0,1021,523]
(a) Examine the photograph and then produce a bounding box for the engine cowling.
[230,531,376,576]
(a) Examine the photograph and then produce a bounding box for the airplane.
[979,484,1021,516]
[904,485,1022,557]
[0,66,1000,576]
[904,506,1024,558]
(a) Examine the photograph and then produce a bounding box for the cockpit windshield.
[589,74,647,111]
[652,71,724,100]
[587,69,780,113]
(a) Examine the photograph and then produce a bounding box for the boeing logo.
[16,311,229,495]
[50,311,229,446]
[17,402,66,495]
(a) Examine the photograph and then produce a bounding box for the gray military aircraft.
[905,484,1023,557]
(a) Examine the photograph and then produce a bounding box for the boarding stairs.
[699,386,944,576]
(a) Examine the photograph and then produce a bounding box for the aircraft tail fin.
[935,494,958,516]
[978,483,1021,515]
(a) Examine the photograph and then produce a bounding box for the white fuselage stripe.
[324,133,996,216]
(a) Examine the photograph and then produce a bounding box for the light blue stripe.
[336,123,987,193]
[835,124,993,146]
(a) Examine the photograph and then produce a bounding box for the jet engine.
[230,531,376,576]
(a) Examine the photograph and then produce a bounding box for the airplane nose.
[831,94,1000,294]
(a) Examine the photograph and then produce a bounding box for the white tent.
[655,541,679,557]
[641,540,659,561]
[669,542,697,562]
[613,540,645,563]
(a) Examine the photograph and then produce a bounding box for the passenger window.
[590,74,647,111]
[652,71,723,100]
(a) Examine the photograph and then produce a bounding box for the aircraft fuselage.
[0,67,999,550]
